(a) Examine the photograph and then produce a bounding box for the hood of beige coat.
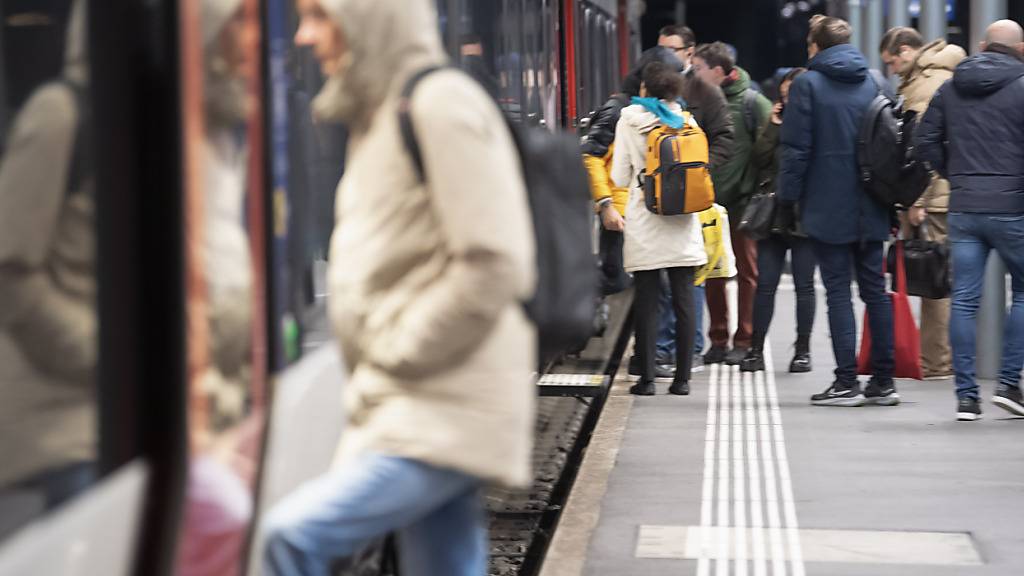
[622,101,685,135]
[914,39,967,75]
[313,0,448,127]
[64,0,88,85]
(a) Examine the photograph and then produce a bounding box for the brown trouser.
[707,219,758,349]
[904,212,952,376]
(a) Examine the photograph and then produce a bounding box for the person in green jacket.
[692,42,773,365]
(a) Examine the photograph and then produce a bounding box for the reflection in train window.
[0,0,98,543]
[176,0,267,573]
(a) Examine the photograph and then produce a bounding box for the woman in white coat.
[612,62,707,396]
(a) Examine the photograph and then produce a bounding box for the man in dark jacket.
[693,41,772,366]
[915,20,1024,422]
[779,15,896,407]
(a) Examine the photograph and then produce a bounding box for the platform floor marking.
[635,525,983,566]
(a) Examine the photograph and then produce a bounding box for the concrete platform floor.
[542,283,1024,576]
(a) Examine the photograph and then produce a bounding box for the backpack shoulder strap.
[742,89,759,137]
[398,65,447,183]
[856,94,891,183]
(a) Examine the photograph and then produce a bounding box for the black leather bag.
[887,223,951,299]
[738,190,777,241]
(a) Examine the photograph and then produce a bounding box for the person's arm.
[362,74,536,379]
[582,97,622,206]
[913,84,949,179]
[610,116,634,189]
[778,76,813,205]
[0,85,95,381]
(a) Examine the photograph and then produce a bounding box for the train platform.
[541,284,1024,576]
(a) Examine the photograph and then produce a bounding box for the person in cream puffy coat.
[262,0,536,574]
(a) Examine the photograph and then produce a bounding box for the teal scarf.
[631,97,685,129]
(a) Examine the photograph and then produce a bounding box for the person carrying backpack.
[611,61,708,396]
[778,15,897,408]
[262,0,537,574]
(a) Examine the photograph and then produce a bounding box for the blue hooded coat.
[778,44,890,244]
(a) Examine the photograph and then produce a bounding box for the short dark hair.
[621,46,685,97]
[808,15,852,51]
[659,25,696,48]
[782,67,807,85]
[879,26,924,55]
[694,42,735,75]
[642,61,685,101]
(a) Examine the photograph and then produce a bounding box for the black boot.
[789,335,812,373]
[740,347,765,372]
[669,380,690,395]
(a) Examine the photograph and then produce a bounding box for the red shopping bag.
[857,241,923,379]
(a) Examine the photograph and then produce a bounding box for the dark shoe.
[690,354,705,373]
[740,348,765,372]
[810,381,865,407]
[864,379,900,406]
[788,352,812,373]
[627,356,640,382]
[629,381,656,396]
[957,397,982,421]
[725,347,748,366]
[668,380,690,395]
[627,359,674,383]
[703,346,728,364]
[992,384,1024,417]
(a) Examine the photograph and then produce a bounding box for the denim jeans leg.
[813,241,858,384]
[262,454,480,576]
[791,238,818,338]
[656,270,677,364]
[855,241,893,383]
[693,283,706,355]
[399,488,488,576]
[990,214,1024,388]
[948,213,989,400]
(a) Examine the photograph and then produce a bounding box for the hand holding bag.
[737,189,777,241]
[858,241,923,380]
[886,221,951,299]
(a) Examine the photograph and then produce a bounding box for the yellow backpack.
[642,113,715,216]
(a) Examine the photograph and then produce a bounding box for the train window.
[541,0,561,129]
[175,0,269,573]
[0,0,100,542]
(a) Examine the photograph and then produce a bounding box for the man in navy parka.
[778,15,896,407]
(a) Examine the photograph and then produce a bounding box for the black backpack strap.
[398,66,447,183]
[857,94,890,184]
[742,89,759,136]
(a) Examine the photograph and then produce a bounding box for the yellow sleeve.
[584,154,613,207]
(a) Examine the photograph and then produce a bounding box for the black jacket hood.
[953,45,1024,97]
[808,44,869,84]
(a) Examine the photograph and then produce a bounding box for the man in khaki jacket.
[261,0,536,574]
[880,27,965,379]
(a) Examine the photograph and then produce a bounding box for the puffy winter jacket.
[715,67,772,215]
[915,45,1024,214]
[582,93,630,215]
[778,44,890,244]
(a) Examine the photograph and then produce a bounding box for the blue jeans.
[948,213,1024,400]
[812,240,894,385]
[656,277,705,362]
[262,454,486,576]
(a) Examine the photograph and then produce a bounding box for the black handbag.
[887,221,951,299]
[738,189,777,241]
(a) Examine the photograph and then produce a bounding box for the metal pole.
[888,0,909,28]
[977,255,1008,380]
[864,0,884,69]
[827,0,849,19]
[971,0,1008,54]
[918,0,947,41]
[848,0,864,55]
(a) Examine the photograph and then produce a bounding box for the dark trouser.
[812,240,894,385]
[599,228,631,296]
[753,235,817,348]
[634,267,695,383]
[707,223,758,349]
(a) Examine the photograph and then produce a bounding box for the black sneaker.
[725,347,749,366]
[992,384,1024,417]
[957,397,982,421]
[629,381,656,396]
[789,352,812,373]
[690,354,705,373]
[864,380,900,406]
[703,346,728,364]
[627,360,674,383]
[810,381,865,407]
[739,348,765,372]
[668,380,690,395]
